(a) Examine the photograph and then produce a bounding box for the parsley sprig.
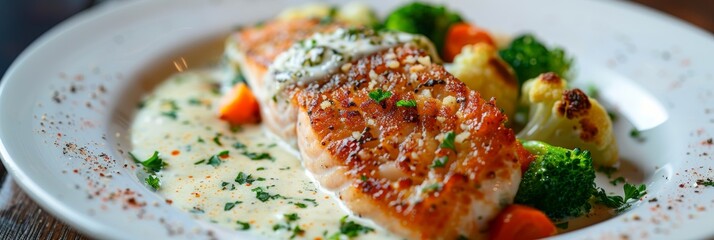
[368,89,392,103]
[327,216,374,239]
[430,156,448,168]
[593,183,647,212]
[130,151,165,173]
[130,151,165,190]
[145,175,160,190]
[440,132,456,151]
[396,99,416,107]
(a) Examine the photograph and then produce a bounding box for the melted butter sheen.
[131,71,399,239]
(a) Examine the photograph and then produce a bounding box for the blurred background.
[0,0,712,78]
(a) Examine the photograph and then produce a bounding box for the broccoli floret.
[517,73,618,166]
[383,2,463,55]
[446,43,518,119]
[515,140,596,219]
[499,34,573,88]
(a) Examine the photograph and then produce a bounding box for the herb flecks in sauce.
[130,71,391,239]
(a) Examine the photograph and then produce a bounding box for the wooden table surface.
[0,1,712,239]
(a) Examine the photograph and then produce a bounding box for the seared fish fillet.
[225,19,347,146]
[227,20,532,239]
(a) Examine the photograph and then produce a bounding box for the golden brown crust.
[557,88,592,119]
[295,45,530,239]
[540,72,562,84]
[236,19,346,67]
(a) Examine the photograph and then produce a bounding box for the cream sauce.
[130,71,399,239]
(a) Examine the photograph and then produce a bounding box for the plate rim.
[0,0,713,239]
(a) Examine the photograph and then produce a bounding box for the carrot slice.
[443,23,496,62]
[218,83,260,124]
[489,205,557,240]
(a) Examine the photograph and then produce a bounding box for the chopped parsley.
[430,156,448,168]
[697,179,714,187]
[130,151,165,173]
[294,202,307,208]
[360,175,367,181]
[230,125,242,133]
[145,174,160,190]
[256,167,266,171]
[440,131,456,151]
[368,89,392,103]
[235,172,256,185]
[422,183,442,193]
[187,98,202,105]
[273,213,305,239]
[252,187,283,202]
[197,137,205,143]
[610,176,626,186]
[160,100,179,119]
[206,150,229,167]
[396,99,417,107]
[236,220,250,230]
[213,133,223,146]
[232,142,246,149]
[224,201,242,211]
[285,213,300,221]
[594,183,647,211]
[291,226,305,239]
[327,215,374,239]
[630,128,645,142]
[221,181,236,190]
[242,151,274,161]
[194,159,205,165]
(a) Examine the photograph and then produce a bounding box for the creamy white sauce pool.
[130,71,399,239]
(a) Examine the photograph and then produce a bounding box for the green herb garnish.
[235,172,256,185]
[224,201,242,211]
[213,133,223,146]
[368,89,392,103]
[188,98,202,105]
[206,150,229,167]
[430,156,448,168]
[130,151,165,173]
[145,174,160,190]
[594,183,647,211]
[285,213,300,222]
[160,100,179,119]
[327,215,374,239]
[439,132,456,151]
[242,151,274,161]
[396,99,417,107]
[630,128,645,142]
[697,179,714,187]
[236,220,250,230]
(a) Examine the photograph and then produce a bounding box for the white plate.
[1,0,713,239]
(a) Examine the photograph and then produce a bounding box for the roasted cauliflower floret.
[277,2,378,27]
[447,43,518,118]
[277,3,332,20]
[517,72,618,166]
[335,2,379,27]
